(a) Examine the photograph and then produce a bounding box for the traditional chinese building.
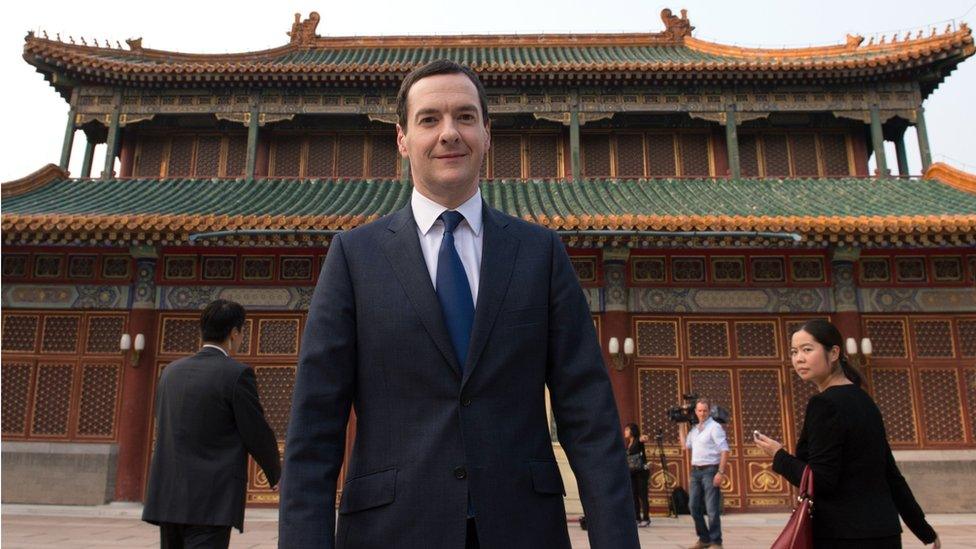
[3,9,975,514]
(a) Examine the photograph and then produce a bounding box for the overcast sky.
[1,0,973,182]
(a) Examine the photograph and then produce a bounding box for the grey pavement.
[3,504,975,548]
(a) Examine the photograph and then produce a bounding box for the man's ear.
[396,123,408,157]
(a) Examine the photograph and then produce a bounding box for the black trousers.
[630,471,650,521]
[159,522,232,549]
[466,518,480,549]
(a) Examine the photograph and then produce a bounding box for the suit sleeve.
[544,231,639,549]
[279,233,357,549]
[232,367,282,487]
[884,439,937,543]
[772,397,843,495]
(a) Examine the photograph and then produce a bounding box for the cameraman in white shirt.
[678,398,730,549]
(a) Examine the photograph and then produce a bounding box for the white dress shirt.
[201,343,229,357]
[411,188,483,305]
[685,417,730,466]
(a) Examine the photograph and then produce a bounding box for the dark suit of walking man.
[143,299,281,549]
[279,60,639,549]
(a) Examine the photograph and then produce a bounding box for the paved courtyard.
[3,504,975,548]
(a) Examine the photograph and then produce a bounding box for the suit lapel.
[462,204,519,388]
[381,205,462,378]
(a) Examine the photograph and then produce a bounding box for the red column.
[712,129,730,177]
[255,138,270,177]
[119,135,135,177]
[114,306,158,501]
[602,310,638,429]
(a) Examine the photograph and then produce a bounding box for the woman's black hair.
[624,422,641,440]
[792,319,863,388]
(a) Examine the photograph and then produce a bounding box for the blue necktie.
[435,211,475,374]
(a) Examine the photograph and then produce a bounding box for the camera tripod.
[655,429,678,518]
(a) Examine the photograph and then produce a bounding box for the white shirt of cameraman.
[685,417,729,466]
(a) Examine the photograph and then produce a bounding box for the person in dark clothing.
[143,299,281,549]
[624,423,651,527]
[754,319,940,549]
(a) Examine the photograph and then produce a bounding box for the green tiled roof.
[5,177,975,218]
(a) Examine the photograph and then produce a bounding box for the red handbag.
[771,465,814,549]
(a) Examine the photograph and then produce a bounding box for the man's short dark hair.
[396,59,489,130]
[200,299,246,343]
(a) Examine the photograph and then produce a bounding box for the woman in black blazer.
[625,423,651,527]
[754,319,939,549]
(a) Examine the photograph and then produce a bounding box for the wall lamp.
[845,337,873,370]
[120,333,146,367]
[608,336,635,371]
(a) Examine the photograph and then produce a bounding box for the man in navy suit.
[279,60,638,549]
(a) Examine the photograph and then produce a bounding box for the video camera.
[666,393,730,425]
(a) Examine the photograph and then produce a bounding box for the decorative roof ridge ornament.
[126,37,143,51]
[288,12,321,48]
[660,8,694,41]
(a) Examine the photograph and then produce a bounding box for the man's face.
[695,403,710,424]
[396,73,490,202]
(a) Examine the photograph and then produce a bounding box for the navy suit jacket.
[279,203,638,549]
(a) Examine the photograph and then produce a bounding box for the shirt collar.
[201,343,229,357]
[411,188,483,237]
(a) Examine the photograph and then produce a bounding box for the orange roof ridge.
[1,163,67,199]
[924,162,976,194]
[684,23,973,59]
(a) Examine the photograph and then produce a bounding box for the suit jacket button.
[454,466,467,480]
[462,398,472,407]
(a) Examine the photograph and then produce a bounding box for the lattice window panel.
[912,320,955,359]
[30,363,75,437]
[739,134,760,177]
[202,256,235,280]
[225,135,248,177]
[582,134,611,176]
[272,136,303,177]
[254,366,297,440]
[646,133,676,177]
[40,315,80,354]
[135,136,166,177]
[860,257,891,282]
[966,370,976,441]
[76,363,121,438]
[3,253,29,277]
[85,315,126,354]
[238,319,253,355]
[864,319,908,358]
[790,257,825,282]
[615,134,644,177]
[164,257,196,280]
[895,257,927,283]
[168,136,195,177]
[160,317,201,355]
[2,313,40,352]
[242,257,274,280]
[789,373,819,443]
[672,257,705,283]
[689,369,736,445]
[336,135,366,177]
[257,319,300,356]
[34,255,63,278]
[281,257,314,281]
[638,368,681,444]
[527,135,559,178]
[738,369,785,442]
[679,134,710,176]
[735,322,778,359]
[306,135,336,177]
[102,256,131,279]
[687,321,730,358]
[635,320,679,358]
[68,255,97,279]
[570,258,597,283]
[752,257,785,283]
[369,136,399,178]
[492,135,522,178]
[762,135,790,177]
[870,368,918,444]
[194,136,221,177]
[712,257,745,283]
[789,134,819,176]
[820,134,849,176]
[2,361,33,436]
[932,257,963,282]
[632,257,666,283]
[959,319,976,358]
[918,369,964,443]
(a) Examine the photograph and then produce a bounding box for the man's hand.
[753,432,783,457]
[712,473,723,488]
